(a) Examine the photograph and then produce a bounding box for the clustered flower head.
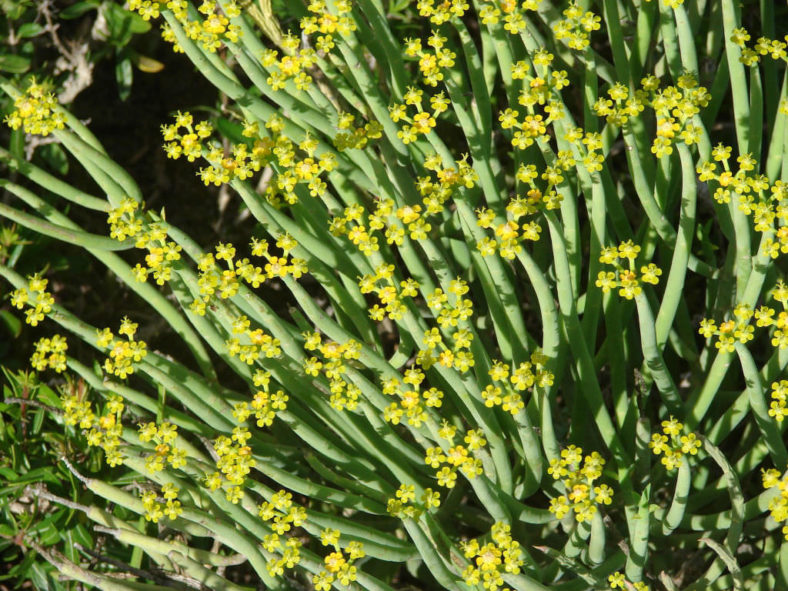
[762,467,788,539]
[460,522,524,591]
[648,416,701,470]
[4,79,65,136]
[476,160,568,259]
[359,264,420,321]
[592,82,645,128]
[10,273,55,327]
[139,0,241,53]
[261,34,319,92]
[639,73,710,157]
[416,0,468,25]
[403,33,456,87]
[61,384,126,467]
[207,425,256,503]
[30,335,68,373]
[139,420,187,474]
[333,112,383,151]
[333,154,476,254]
[191,235,305,321]
[477,0,540,35]
[258,489,306,576]
[96,317,148,379]
[643,0,683,9]
[768,380,788,423]
[552,2,601,51]
[303,332,363,411]
[140,482,183,523]
[699,282,788,352]
[161,111,213,162]
[233,369,288,428]
[696,149,788,258]
[382,367,443,427]
[312,529,365,590]
[389,86,450,144]
[500,51,569,151]
[417,325,475,373]
[731,28,788,67]
[107,197,183,285]
[547,446,613,523]
[424,422,486,489]
[608,571,650,591]
[300,0,356,56]
[563,127,606,174]
[595,240,662,300]
[386,484,441,518]
[482,351,553,416]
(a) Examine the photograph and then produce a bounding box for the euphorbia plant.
[2,0,788,589]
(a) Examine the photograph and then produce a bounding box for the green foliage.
[1,0,788,590]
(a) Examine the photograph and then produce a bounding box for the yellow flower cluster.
[381,368,443,427]
[10,273,55,327]
[153,0,241,53]
[697,304,756,353]
[359,263,419,321]
[333,112,383,151]
[386,484,441,518]
[96,317,148,379]
[191,236,305,317]
[648,416,701,470]
[139,420,187,473]
[552,3,601,51]
[482,352,554,416]
[227,313,283,365]
[404,33,456,87]
[30,335,68,373]
[547,446,613,523]
[697,151,788,258]
[416,0,468,25]
[508,50,569,132]
[238,117,338,205]
[303,332,362,411]
[259,491,306,576]
[731,28,788,67]
[428,280,473,330]
[261,35,318,92]
[233,369,288,428]
[301,0,356,54]
[477,0,540,34]
[107,198,183,285]
[595,240,662,300]
[162,111,213,162]
[424,422,486,489]
[699,282,788,352]
[642,0,683,9]
[332,155,476,254]
[769,380,788,423]
[608,572,649,591]
[592,83,644,127]
[4,79,65,136]
[208,426,256,503]
[564,127,606,174]
[639,73,710,157]
[762,467,788,539]
[140,483,183,523]
[389,86,449,144]
[312,529,365,590]
[460,522,524,591]
[476,160,565,259]
[62,385,125,468]
[417,325,475,373]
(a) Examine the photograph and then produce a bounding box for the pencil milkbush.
[2,0,788,589]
